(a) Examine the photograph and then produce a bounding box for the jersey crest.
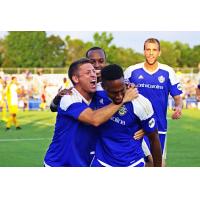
[158,75,165,83]
[118,105,127,116]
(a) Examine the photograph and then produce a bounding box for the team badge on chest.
[158,75,165,83]
[118,105,127,116]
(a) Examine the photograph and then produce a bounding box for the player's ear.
[159,50,161,57]
[72,75,79,84]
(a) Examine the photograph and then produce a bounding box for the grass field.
[0,109,199,167]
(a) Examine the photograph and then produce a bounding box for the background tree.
[3,31,47,68]
[174,41,192,68]
[43,35,66,67]
[65,35,93,66]
[108,46,144,69]
[189,45,200,68]
[159,40,180,67]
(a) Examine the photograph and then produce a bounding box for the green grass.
[0,110,56,167]
[167,109,200,167]
[0,109,199,167]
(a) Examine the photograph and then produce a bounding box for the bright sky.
[1,31,200,53]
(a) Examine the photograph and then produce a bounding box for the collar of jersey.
[142,62,160,75]
[72,88,92,105]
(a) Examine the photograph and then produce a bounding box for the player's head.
[101,64,126,105]
[11,76,17,83]
[144,38,161,65]
[63,77,67,83]
[86,47,106,82]
[68,58,97,94]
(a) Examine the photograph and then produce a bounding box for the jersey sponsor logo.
[158,75,165,83]
[118,105,127,116]
[138,75,144,79]
[148,118,155,128]
[110,116,126,125]
[137,83,164,90]
[177,83,182,91]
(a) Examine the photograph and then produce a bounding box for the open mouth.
[90,80,96,88]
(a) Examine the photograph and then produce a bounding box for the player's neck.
[144,62,158,72]
[75,86,94,102]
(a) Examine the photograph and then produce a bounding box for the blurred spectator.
[196,84,200,109]
[0,76,8,122]
[61,77,71,89]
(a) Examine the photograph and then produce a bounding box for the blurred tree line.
[0,31,199,69]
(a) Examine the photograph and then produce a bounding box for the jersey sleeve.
[168,67,183,97]
[58,94,89,120]
[124,66,134,80]
[132,94,158,134]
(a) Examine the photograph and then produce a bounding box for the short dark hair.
[101,64,124,82]
[11,76,16,80]
[144,38,160,51]
[68,58,91,85]
[85,47,106,59]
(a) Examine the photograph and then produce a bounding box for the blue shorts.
[90,156,145,167]
[143,133,167,159]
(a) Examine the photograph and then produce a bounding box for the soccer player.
[44,58,137,167]
[6,76,21,130]
[124,38,183,166]
[50,47,107,112]
[0,76,8,122]
[90,64,162,167]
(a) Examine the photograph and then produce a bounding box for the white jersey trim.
[142,139,151,156]
[132,94,154,121]
[43,161,52,167]
[124,63,144,79]
[97,158,145,167]
[159,63,179,85]
[158,131,167,134]
[60,88,91,111]
[96,82,104,91]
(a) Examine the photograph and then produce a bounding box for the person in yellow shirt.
[6,76,21,130]
[0,76,8,122]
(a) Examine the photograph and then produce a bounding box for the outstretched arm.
[78,87,138,127]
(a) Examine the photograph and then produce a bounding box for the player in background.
[90,64,162,167]
[124,38,183,166]
[196,84,200,109]
[0,76,8,122]
[44,58,138,167]
[6,76,21,130]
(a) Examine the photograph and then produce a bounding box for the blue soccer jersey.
[124,62,182,134]
[92,92,158,167]
[44,88,98,167]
